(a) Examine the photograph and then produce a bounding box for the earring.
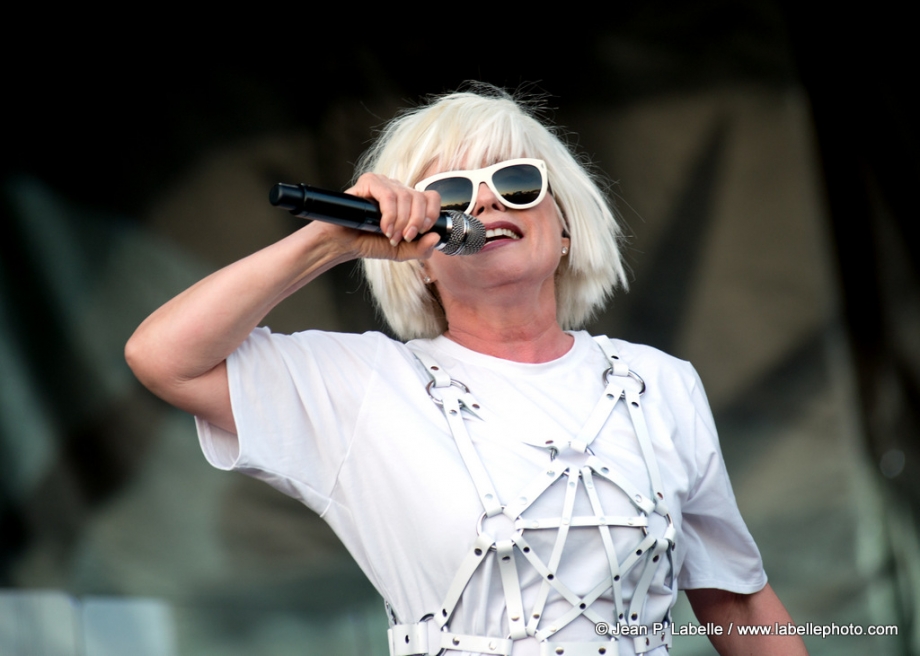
[561,246,569,255]
[424,276,432,284]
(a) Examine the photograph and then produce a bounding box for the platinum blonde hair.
[358,85,628,340]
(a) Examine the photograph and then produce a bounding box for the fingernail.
[404,226,418,242]
[390,237,400,247]
[385,226,394,239]
[422,218,433,231]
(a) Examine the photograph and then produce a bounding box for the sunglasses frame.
[414,158,548,215]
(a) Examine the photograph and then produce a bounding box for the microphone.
[269,183,486,256]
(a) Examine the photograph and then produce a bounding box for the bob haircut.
[358,85,628,340]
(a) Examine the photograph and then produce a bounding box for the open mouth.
[484,226,523,244]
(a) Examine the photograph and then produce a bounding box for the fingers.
[347,174,441,251]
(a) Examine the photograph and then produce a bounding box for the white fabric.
[197,329,766,655]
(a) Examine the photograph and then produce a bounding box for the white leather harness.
[387,336,675,656]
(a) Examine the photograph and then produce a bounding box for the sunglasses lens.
[492,163,543,207]
[425,177,474,213]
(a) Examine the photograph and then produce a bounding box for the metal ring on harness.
[603,368,646,395]
[476,508,524,551]
[426,379,471,407]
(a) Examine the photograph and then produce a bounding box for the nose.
[472,182,505,216]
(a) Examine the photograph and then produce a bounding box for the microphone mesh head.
[439,211,486,255]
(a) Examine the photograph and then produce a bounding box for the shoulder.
[231,328,426,383]
[593,334,702,390]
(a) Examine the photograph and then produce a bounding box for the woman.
[126,86,807,655]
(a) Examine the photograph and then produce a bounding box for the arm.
[125,175,441,434]
[686,584,808,656]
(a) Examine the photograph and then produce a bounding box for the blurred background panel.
[2,3,917,654]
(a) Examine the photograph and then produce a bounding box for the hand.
[337,173,443,261]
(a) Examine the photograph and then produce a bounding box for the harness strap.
[538,641,618,656]
[396,338,674,654]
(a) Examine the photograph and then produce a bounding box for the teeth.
[485,228,521,241]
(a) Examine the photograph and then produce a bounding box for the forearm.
[686,585,808,656]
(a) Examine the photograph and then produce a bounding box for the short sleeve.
[676,365,767,593]
[195,328,388,515]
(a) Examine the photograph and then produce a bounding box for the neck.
[440,285,573,363]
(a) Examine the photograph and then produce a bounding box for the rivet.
[555,649,564,655]
[606,393,614,399]
[635,494,642,503]
[533,613,541,619]
[442,609,447,616]
[612,355,619,359]
[502,555,510,561]
[472,403,481,409]
[614,575,620,581]
[474,548,483,556]
[601,467,610,474]
[619,613,624,619]
[547,573,555,580]
[653,555,660,562]
[550,626,558,633]
[563,518,570,525]
[599,516,606,523]
[404,635,409,643]
[568,480,576,488]
[545,439,554,445]
[524,546,531,553]
[599,649,607,654]
[519,496,528,504]
[631,613,638,620]
[511,615,520,621]
[489,641,497,650]
[631,401,638,408]
[431,366,439,371]
[547,470,555,477]
[449,409,457,415]
[657,492,664,499]
[636,549,642,556]
[452,637,460,645]
[579,603,586,609]
[485,493,493,500]
[645,638,650,646]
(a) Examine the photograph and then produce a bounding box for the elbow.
[125,328,166,394]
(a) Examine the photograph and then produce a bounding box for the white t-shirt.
[197,329,766,656]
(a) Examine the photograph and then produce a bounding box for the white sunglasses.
[414,158,548,215]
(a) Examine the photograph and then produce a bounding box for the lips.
[483,221,523,243]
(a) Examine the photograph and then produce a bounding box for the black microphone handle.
[269,183,485,256]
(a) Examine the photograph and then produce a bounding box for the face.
[419,158,570,312]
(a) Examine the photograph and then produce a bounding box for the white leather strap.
[634,623,672,653]
[624,389,667,513]
[581,466,625,620]
[539,641,619,655]
[414,349,452,388]
[435,531,493,629]
[496,539,528,639]
[570,381,624,453]
[387,622,431,656]
[439,632,514,655]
